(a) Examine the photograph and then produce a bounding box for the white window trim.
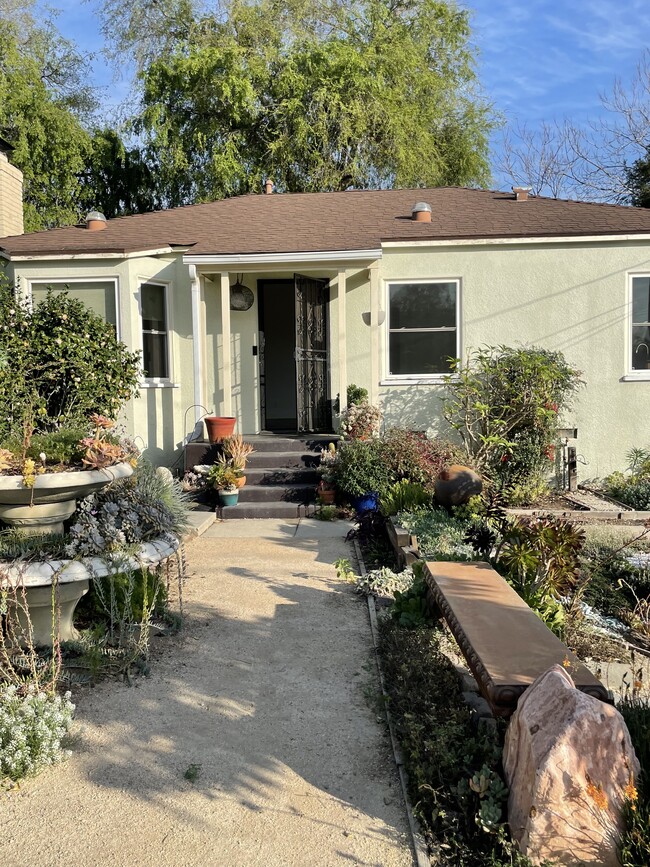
[625,272,650,381]
[137,279,174,385]
[382,277,462,382]
[26,276,121,339]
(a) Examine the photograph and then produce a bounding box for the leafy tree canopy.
[118,0,495,204]
[0,9,95,230]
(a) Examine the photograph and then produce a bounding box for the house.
[1,153,649,479]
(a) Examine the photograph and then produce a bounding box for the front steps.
[185,434,337,519]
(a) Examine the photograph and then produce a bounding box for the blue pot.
[351,491,380,513]
[218,490,239,507]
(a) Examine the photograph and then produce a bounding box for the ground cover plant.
[618,696,650,865]
[377,620,534,865]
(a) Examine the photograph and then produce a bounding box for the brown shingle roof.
[3,187,650,258]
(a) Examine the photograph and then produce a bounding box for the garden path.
[1,518,414,867]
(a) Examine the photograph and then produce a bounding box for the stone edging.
[352,538,430,867]
[0,535,181,587]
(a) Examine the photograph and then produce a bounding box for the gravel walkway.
[1,519,414,867]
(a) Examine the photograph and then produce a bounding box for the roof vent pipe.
[264,179,274,195]
[512,186,532,202]
[411,201,432,222]
[85,210,107,231]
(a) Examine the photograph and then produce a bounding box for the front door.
[258,275,331,433]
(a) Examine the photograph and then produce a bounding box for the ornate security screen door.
[294,274,330,432]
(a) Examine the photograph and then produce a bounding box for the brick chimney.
[0,138,24,237]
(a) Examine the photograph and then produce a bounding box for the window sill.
[621,373,650,382]
[380,376,456,386]
[140,381,180,389]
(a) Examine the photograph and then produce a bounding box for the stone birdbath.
[0,462,134,536]
[0,462,139,646]
[2,535,180,646]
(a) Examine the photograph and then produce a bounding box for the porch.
[185,252,383,437]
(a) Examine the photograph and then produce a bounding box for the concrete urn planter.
[2,535,180,647]
[0,462,134,536]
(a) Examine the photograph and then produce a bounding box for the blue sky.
[44,0,650,185]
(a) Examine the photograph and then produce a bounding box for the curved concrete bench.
[423,560,611,718]
[1,535,180,645]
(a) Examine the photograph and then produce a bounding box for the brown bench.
[423,560,611,718]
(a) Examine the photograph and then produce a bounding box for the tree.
[80,129,161,218]
[0,16,94,230]
[115,0,495,203]
[626,147,650,208]
[497,51,650,204]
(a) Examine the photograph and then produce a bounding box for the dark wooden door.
[294,274,330,432]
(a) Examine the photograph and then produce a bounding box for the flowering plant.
[339,401,382,440]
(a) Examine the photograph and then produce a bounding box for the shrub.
[379,428,464,492]
[380,479,430,516]
[339,401,382,440]
[0,281,141,442]
[0,684,74,782]
[347,383,368,405]
[441,345,582,504]
[331,438,392,499]
[604,471,650,511]
[354,565,415,598]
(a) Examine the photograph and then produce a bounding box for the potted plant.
[317,443,338,504]
[221,435,254,488]
[207,464,239,506]
[204,416,236,443]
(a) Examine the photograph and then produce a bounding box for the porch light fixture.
[230,274,254,311]
[362,310,386,326]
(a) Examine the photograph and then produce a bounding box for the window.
[30,280,118,329]
[387,280,458,377]
[141,282,169,379]
[632,276,650,371]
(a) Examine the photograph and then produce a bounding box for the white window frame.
[27,276,121,339]
[138,279,173,385]
[383,277,461,383]
[624,272,650,381]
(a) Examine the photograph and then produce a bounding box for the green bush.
[441,345,582,504]
[379,427,464,492]
[0,684,74,782]
[0,281,141,442]
[380,479,431,516]
[332,438,392,498]
[605,472,650,511]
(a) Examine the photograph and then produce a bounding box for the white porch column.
[369,263,380,404]
[337,269,348,414]
[220,271,233,416]
[189,264,204,425]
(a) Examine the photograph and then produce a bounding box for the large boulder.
[434,465,482,507]
[503,665,639,866]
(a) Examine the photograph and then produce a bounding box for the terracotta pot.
[205,416,236,443]
[318,481,336,504]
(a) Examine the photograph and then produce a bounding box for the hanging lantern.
[230,274,254,311]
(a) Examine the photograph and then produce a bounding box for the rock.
[503,665,639,867]
[434,465,482,506]
[156,465,174,486]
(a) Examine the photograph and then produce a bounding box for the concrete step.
[245,467,320,486]
[238,483,315,504]
[246,435,338,453]
[246,451,320,469]
[218,501,317,520]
